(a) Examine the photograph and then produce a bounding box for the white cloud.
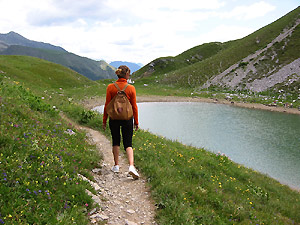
[201,25,255,42]
[219,1,276,20]
[0,0,297,65]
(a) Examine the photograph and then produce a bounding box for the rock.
[127,209,135,214]
[78,173,89,182]
[92,168,101,173]
[89,208,97,215]
[125,220,138,225]
[90,181,101,191]
[90,218,97,224]
[90,213,109,221]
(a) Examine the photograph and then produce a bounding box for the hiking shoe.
[128,165,139,179]
[111,165,120,173]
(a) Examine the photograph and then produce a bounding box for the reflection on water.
[94,102,300,189]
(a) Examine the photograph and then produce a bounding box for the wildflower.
[85,203,88,207]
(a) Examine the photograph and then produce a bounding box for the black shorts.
[109,118,133,150]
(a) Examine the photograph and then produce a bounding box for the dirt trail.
[62,115,157,225]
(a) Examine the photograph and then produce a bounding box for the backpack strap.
[114,82,129,92]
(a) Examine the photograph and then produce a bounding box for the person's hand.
[134,124,139,131]
[102,123,106,131]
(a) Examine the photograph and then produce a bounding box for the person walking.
[102,65,140,179]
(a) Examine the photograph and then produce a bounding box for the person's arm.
[103,85,112,130]
[129,86,139,130]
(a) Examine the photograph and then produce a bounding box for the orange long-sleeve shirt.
[103,78,138,126]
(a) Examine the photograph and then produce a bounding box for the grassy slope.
[0,55,94,89]
[1,55,300,224]
[134,6,300,89]
[0,46,116,80]
[134,42,228,80]
[0,73,101,224]
[133,130,300,224]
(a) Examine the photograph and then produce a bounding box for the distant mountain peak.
[0,31,116,80]
[0,31,66,52]
[109,61,143,73]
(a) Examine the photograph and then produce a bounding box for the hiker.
[102,65,140,179]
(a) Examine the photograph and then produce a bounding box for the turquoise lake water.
[94,102,300,189]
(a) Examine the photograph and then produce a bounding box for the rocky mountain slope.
[135,7,300,97]
[201,18,300,94]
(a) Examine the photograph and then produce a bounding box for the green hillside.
[0,55,94,89]
[134,42,228,79]
[0,69,101,224]
[0,45,116,80]
[1,54,300,224]
[134,6,300,96]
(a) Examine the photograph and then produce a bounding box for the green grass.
[0,45,116,80]
[1,54,300,224]
[134,42,226,79]
[0,76,102,224]
[132,130,300,224]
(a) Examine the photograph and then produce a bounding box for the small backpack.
[106,83,133,120]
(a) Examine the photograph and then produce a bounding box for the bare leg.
[112,145,120,165]
[126,147,134,166]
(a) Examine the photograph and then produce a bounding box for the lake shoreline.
[84,95,300,191]
[83,95,300,115]
[137,95,300,115]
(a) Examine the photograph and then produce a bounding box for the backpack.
[106,83,133,120]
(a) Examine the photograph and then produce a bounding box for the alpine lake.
[94,102,300,190]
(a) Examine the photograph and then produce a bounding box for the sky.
[0,0,299,65]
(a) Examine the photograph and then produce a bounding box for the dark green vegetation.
[0,31,116,80]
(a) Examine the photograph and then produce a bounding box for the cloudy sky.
[0,0,299,65]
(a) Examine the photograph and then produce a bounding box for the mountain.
[0,32,116,80]
[0,31,66,52]
[110,61,142,73]
[134,6,300,97]
[0,55,95,89]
